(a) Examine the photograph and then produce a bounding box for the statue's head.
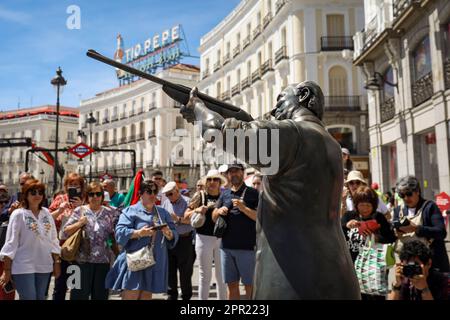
[271,81,324,120]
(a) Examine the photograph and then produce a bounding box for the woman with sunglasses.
[105,180,178,300]
[393,176,449,273]
[0,179,61,300]
[63,181,117,300]
[184,170,227,300]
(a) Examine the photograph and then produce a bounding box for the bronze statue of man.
[180,81,360,299]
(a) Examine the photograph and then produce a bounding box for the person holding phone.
[48,172,86,300]
[0,179,61,300]
[106,180,178,300]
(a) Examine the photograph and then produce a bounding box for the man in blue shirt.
[161,181,194,300]
[102,179,125,208]
[213,163,259,300]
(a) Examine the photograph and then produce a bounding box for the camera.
[68,187,81,201]
[402,262,422,278]
[392,217,410,229]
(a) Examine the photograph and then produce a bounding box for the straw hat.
[203,169,228,186]
[345,170,367,185]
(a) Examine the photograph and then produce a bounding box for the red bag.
[358,219,380,235]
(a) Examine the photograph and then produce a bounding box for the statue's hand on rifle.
[180,87,204,124]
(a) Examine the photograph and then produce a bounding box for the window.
[258,52,262,67]
[139,122,145,135]
[414,131,439,199]
[205,57,210,70]
[267,0,272,12]
[247,61,252,77]
[281,27,287,47]
[257,12,261,25]
[328,66,348,96]
[326,15,345,36]
[327,126,355,154]
[67,131,74,141]
[247,23,251,36]
[383,66,395,100]
[236,32,241,45]
[226,42,230,55]
[413,35,431,81]
[217,50,221,64]
[268,42,273,60]
[216,81,222,97]
[227,76,231,91]
[141,97,145,108]
[237,69,241,84]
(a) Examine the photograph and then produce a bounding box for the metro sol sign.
[68,142,95,159]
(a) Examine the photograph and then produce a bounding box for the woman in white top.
[0,179,61,300]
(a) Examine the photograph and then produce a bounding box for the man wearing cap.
[212,163,259,300]
[161,181,195,300]
[343,171,389,217]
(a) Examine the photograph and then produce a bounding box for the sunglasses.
[29,190,44,196]
[88,192,103,198]
[144,189,158,195]
[206,178,221,182]
[348,181,362,186]
[399,191,414,199]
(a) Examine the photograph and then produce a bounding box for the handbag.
[190,191,206,228]
[60,206,87,262]
[213,215,227,238]
[354,234,395,296]
[126,206,161,272]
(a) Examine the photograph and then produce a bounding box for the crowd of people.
[0,153,448,300]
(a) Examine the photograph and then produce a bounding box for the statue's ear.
[297,87,310,103]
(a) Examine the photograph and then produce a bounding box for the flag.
[123,169,144,207]
[31,142,65,178]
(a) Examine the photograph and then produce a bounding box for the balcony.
[137,107,144,115]
[221,91,231,101]
[148,131,156,139]
[233,45,240,58]
[224,53,231,65]
[231,84,241,97]
[393,0,420,21]
[102,117,110,124]
[66,138,76,144]
[243,35,251,49]
[145,160,153,167]
[213,61,221,72]
[263,12,272,29]
[111,114,118,122]
[412,72,433,107]
[275,46,288,64]
[252,25,261,40]
[444,58,450,90]
[202,69,210,80]
[261,59,274,75]
[110,139,117,146]
[241,77,251,90]
[137,133,145,141]
[128,135,136,143]
[275,0,287,13]
[120,112,126,119]
[129,110,136,117]
[320,36,354,51]
[120,137,127,144]
[324,96,361,112]
[149,102,156,111]
[101,141,109,148]
[49,136,57,142]
[380,97,395,123]
[252,69,262,83]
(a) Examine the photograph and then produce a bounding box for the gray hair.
[103,179,116,187]
[396,175,421,194]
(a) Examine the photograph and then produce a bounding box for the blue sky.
[0,0,241,111]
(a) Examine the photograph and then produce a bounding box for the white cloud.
[0,5,30,24]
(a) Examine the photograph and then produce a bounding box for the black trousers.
[52,259,71,300]
[70,263,110,300]
[167,235,195,300]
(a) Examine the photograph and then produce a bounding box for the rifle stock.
[86,50,254,122]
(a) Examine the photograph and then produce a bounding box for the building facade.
[0,106,79,193]
[353,0,450,198]
[78,64,201,191]
[198,0,369,171]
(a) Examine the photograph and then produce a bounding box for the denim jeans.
[12,273,51,300]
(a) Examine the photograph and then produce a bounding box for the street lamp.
[51,67,67,194]
[86,112,97,182]
[364,71,398,91]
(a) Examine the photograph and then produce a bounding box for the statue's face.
[272,86,299,120]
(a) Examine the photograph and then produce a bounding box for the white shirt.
[346,195,389,214]
[0,207,60,275]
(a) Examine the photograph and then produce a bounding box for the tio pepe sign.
[435,192,450,212]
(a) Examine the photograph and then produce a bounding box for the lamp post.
[86,112,97,182]
[51,67,67,194]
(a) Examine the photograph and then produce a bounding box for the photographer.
[388,239,447,300]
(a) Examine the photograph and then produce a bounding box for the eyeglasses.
[399,191,414,199]
[29,190,44,196]
[206,178,221,182]
[196,185,204,188]
[88,192,103,198]
[144,189,158,195]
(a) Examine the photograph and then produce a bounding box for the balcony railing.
[380,97,395,123]
[221,91,231,101]
[120,137,127,144]
[243,35,251,49]
[263,12,272,29]
[275,46,288,64]
[202,69,210,80]
[128,135,136,142]
[324,96,361,112]
[120,112,126,119]
[444,58,450,90]
[101,141,109,147]
[137,133,145,141]
[149,103,156,111]
[223,53,231,65]
[261,59,274,75]
[241,77,251,90]
[253,25,261,40]
[137,107,144,115]
[111,115,118,122]
[110,139,117,146]
[233,45,240,58]
[252,69,262,83]
[129,110,136,117]
[320,36,354,51]
[231,84,241,97]
[412,72,433,107]
[393,0,417,20]
[102,117,109,124]
[148,131,156,139]
[213,61,221,72]
[275,0,287,13]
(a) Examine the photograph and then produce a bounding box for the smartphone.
[151,223,168,231]
[68,187,80,201]
[3,281,14,294]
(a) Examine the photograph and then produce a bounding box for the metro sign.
[68,142,95,159]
